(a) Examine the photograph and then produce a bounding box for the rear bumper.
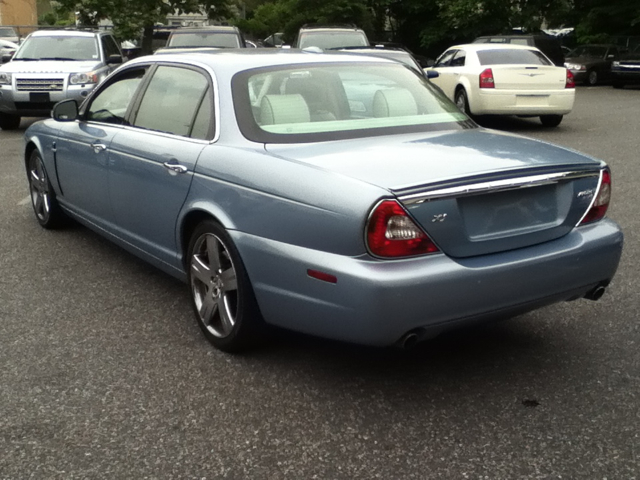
[472,89,574,116]
[232,219,623,346]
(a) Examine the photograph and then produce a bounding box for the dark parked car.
[611,44,640,88]
[294,24,369,49]
[564,44,620,85]
[160,26,247,50]
[23,51,622,352]
[473,34,565,66]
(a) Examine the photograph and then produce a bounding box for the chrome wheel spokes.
[190,233,239,338]
[29,155,50,221]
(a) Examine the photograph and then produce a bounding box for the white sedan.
[427,44,575,127]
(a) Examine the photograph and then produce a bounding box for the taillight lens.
[479,68,495,88]
[366,200,439,258]
[580,169,611,225]
[566,69,575,88]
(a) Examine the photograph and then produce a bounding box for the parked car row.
[1,27,625,353]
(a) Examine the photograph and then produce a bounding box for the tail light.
[566,69,575,88]
[580,169,611,225]
[366,200,439,258]
[479,68,495,88]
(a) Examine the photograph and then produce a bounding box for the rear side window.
[509,38,530,46]
[133,65,212,138]
[477,49,552,66]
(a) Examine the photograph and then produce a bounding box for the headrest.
[372,88,418,117]
[260,94,311,125]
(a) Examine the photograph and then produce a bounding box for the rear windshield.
[14,36,99,61]
[232,62,471,143]
[477,49,552,66]
[168,32,240,48]
[299,32,368,49]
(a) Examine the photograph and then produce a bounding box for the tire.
[27,149,66,229]
[455,88,470,116]
[586,70,598,86]
[540,115,563,127]
[0,113,21,130]
[187,220,264,352]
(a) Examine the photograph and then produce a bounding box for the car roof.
[128,49,397,70]
[447,43,539,52]
[30,29,102,38]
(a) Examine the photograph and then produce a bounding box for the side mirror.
[106,54,123,65]
[52,99,79,122]
[425,70,439,79]
[1,53,13,64]
[607,54,615,59]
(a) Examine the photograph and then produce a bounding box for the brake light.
[566,69,575,88]
[580,169,611,225]
[366,200,439,258]
[479,68,495,88]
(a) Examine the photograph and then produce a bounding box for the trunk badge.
[432,213,448,223]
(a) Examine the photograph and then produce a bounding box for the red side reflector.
[307,269,337,284]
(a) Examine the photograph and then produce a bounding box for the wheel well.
[180,210,221,268]
[455,85,465,96]
[25,142,37,169]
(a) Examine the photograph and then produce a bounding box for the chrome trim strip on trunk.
[399,170,601,205]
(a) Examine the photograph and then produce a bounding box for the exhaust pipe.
[397,332,420,350]
[584,285,606,301]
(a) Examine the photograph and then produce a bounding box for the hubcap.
[190,233,239,338]
[29,155,50,222]
[456,94,466,113]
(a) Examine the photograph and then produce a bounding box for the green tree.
[55,0,232,53]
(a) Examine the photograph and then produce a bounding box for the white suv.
[0,29,124,130]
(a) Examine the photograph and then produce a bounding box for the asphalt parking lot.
[1,86,638,479]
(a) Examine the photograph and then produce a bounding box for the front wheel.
[586,69,598,86]
[0,113,21,130]
[455,88,470,116]
[27,149,66,228]
[187,220,264,352]
[540,115,563,127]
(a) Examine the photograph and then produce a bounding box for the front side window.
[434,50,456,67]
[477,49,552,66]
[450,51,466,67]
[133,65,211,138]
[14,36,99,61]
[86,68,146,124]
[101,35,121,59]
[233,62,469,143]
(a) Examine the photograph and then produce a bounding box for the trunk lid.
[265,129,603,258]
[490,65,567,91]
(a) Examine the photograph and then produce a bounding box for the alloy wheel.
[190,233,239,338]
[28,154,51,222]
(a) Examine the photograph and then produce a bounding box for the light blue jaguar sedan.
[24,50,623,352]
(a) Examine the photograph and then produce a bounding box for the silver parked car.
[0,29,124,130]
[23,51,623,352]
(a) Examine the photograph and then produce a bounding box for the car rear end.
[470,47,575,115]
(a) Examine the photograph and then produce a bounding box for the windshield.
[15,36,99,61]
[299,32,368,49]
[0,27,17,37]
[477,49,552,66]
[168,32,240,48]
[233,62,470,143]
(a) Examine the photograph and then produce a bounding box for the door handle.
[163,161,188,175]
[91,142,107,153]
